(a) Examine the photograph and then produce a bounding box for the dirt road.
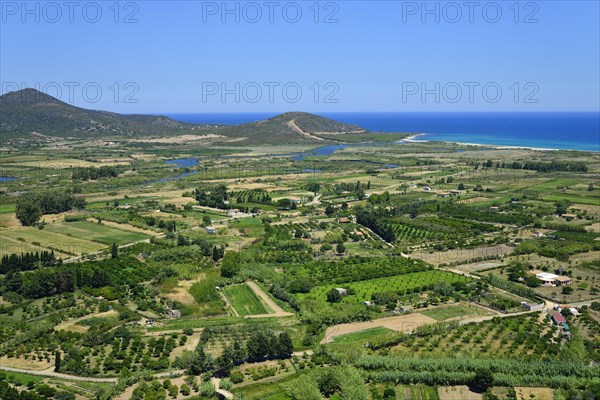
[0,366,118,383]
[245,281,293,318]
[321,313,437,344]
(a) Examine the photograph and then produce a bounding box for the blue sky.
[1,0,599,113]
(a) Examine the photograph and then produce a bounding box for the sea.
[166,112,600,152]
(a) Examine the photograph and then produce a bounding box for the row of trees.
[71,165,123,181]
[355,206,395,242]
[183,330,293,378]
[231,189,272,204]
[1,256,155,299]
[15,190,86,226]
[0,250,58,274]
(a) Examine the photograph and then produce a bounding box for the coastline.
[398,133,597,153]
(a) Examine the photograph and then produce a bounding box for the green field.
[0,227,106,256]
[332,327,394,343]
[421,305,475,321]
[0,204,16,214]
[44,220,148,245]
[397,384,440,400]
[543,193,600,206]
[2,371,45,385]
[300,270,470,304]
[223,283,271,316]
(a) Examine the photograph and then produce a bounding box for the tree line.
[1,256,156,299]
[15,190,86,226]
[0,250,59,274]
[71,165,124,181]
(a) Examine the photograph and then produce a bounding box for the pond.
[291,141,410,161]
[0,176,17,182]
[165,158,199,168]
[150,158,200,184]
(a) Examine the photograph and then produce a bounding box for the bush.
[220,378,233,390]
[199,381,216,397]
[471,368,494,392]
[230,370,244,384]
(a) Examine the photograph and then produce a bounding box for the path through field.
[245,281,293,318]
[0,366,118,383]
[246,281,294,318]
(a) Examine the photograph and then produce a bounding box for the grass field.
[2,371,45,385]
[0,227,105,256]
[223,283,271,316]
[301,270,470,304]
[398,384,440,400]
[421,305,477,321]
[44,220,149,245]
[332,327,394,343]
[0,204,16,214]
[543,193,600,206]
[233,373,297,399]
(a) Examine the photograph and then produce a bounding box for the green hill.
[214,112,367,144]
[0,88,202,139]
[0,90,369,144]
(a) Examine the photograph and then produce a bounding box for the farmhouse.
[551,312,566,325]
[335,288,348,296]
[561,213,578,219]
[168,309,181,319]
[530,270,571,286]
[227,208,241,216]
[205,226,216,234]
[554,276,571,285]
[422,186,432,191]
[289,197,302,204]
[521,302,544,311]
[338,217,350,224]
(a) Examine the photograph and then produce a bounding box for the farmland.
[222,283,272,317]
[44,220,149,245]
[1,137,599,400]
[299,270,471,304]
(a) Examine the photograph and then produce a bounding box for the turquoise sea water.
[167,112,599,152]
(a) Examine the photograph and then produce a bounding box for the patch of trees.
[325,180,370,199]
[184,330,293,378]
[368,191,391,204]
[16,190,86,226]
[288,256,431,287]
[507,160,588,173]
[485,274,539,300]
[72,165,124,181]
[1,256,156,299]
[514,238,600,261]
[286,366,367,400]
[194,184,228,209]
[355,207,395,242]
[0,250,59,274]
[230,189,272,204]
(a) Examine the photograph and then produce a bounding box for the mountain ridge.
[0,89,368,143]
